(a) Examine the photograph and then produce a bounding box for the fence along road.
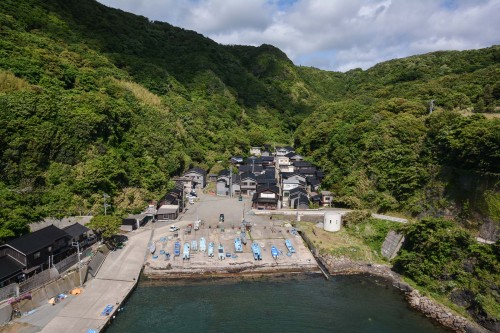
[39,227,153,333]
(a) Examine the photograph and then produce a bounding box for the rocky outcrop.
[319,254,491,333]
[406,289,489,333]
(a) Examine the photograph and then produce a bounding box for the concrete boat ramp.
[38,228,152,333]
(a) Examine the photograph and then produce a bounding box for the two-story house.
[240,172,257,195]
[252,186,280,210]
[182,167,207,188]
[216,170,241,196]
[0,225,70,285]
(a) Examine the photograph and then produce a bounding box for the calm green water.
[106,275,450,333]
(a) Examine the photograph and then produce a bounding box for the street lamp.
[72,241,82,287]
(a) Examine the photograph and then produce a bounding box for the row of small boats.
[172,238,296,261]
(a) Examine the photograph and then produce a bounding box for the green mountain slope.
[0,0,319,239]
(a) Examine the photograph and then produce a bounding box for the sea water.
[106,275,450,333]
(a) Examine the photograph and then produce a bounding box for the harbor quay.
[144,193,320,279]
[34,227,153,333]
[4,194,319,333]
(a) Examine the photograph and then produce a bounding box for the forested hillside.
[0,0,498,238]
[0,0,319,239]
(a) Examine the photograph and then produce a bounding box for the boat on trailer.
[183,242,190,260]
[174,242,180,256]
[285,239,295,253]
[208,242,215,257]
[251,242,262,260]
[271,246,279,259]
[234,238,243,253]
[199,237,206,252]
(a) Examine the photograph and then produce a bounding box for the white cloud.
[98,0,500,71]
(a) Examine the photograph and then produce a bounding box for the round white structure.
[324,212,342,232]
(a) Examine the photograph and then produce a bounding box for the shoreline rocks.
[319,254,491,333]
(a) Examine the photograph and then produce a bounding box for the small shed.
[156,205,180,221]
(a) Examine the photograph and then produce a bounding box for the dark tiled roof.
[218,169,230,177]
[186,167,207,176]
[293,161,313,167]
[257,172,275,180]
[297,196,310,204]
[62,223,89,238]
[289,187,308,195]
[6,225,69,255]
[240,172,257,181]
[238,165,253,173]
[261,156,274,162]
[256,185,280,194]
[244,157,263,165]
[0,255,24,280]
[299,167,317,174]
[251,165,264,174]
[311,194,322,201]
[285,152,296,158]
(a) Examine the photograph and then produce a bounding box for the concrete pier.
[38,227,152,333]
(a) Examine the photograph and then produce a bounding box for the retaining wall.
[0,303,12,325]
[17,271,81,313]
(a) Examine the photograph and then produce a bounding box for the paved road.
[181,191,253,226]
[38,227,152,333]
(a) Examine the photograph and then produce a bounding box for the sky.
[96,0,500,72]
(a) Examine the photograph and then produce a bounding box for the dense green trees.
[394,219,499,326]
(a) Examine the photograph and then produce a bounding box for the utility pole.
[229,166,233,198]
[72,241,82,287]
[103,193,110,215]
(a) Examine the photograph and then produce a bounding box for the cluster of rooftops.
[128,145,332,226]
[216,145,333,210]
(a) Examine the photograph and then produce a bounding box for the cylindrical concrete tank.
[324,212,342,232]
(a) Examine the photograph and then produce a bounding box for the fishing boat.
[251,242,262,261]
[183,242,190,260]
[234,237,243,253]
[218,243,225,260]
[284,239,296,253]
[191,239,198,252]
[199,237,207,252]
[271,246,279,259]
[148,242,156,254]
[174,242,180,256]
[208,242,215,257]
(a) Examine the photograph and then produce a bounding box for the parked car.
[169,226,180,232]
[219,214,224,222]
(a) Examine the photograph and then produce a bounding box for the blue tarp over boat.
[183,242,190,260]
[199,237,206,252]
[271,246,279,259]
[208,242,215,257]
[251,242,262,260]
[174,242,181,256]
[234,238,243,253]
[285,239,295,253]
